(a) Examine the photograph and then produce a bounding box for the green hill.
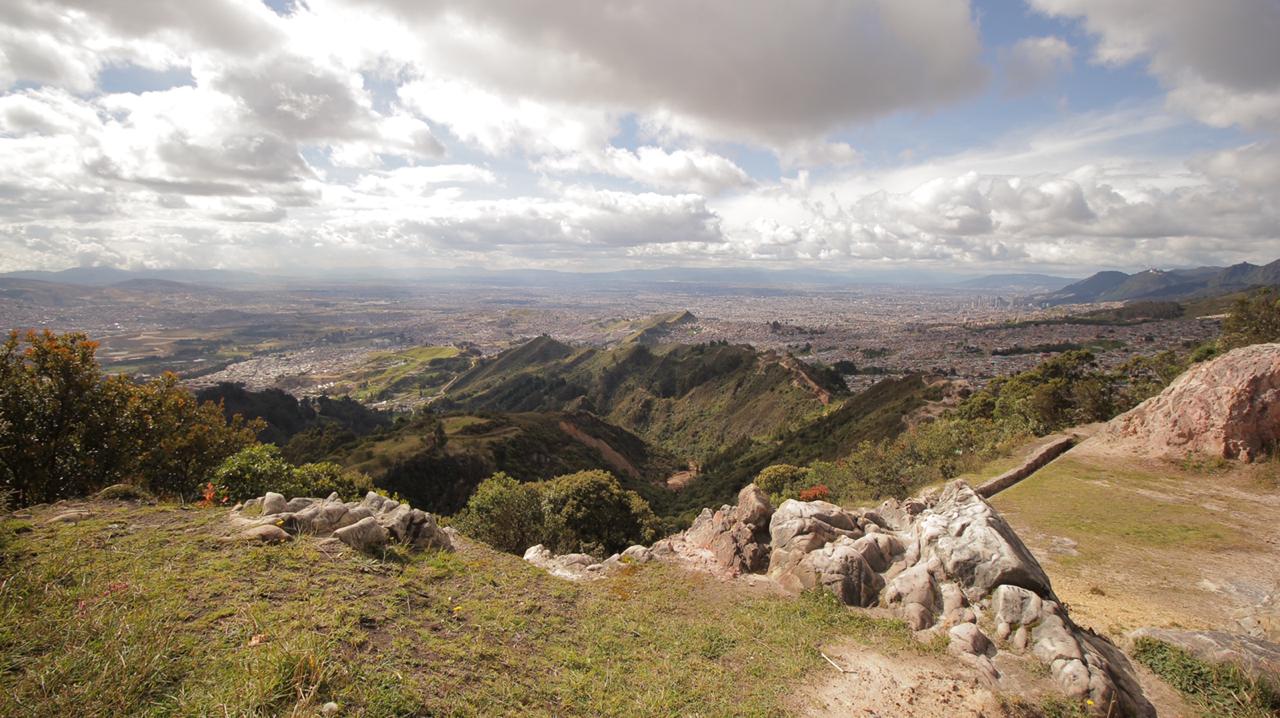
[441,338,848,461]
[329,411,679,517]
[658,374,933,521]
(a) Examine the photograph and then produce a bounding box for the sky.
[0,0,1278,276]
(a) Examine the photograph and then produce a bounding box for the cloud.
[338,0,987,145]
[1004,36,1074,96]
[541,146,753,196]
[0,0,282,92]
[1031,0,1280,130]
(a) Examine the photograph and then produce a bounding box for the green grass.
[0,502,926,717]
[1132,638,1280,717]
[992,458,1247,564]
[349,346,463,403]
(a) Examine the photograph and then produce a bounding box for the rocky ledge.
[229,491,453,553]
[530,481,1155,716]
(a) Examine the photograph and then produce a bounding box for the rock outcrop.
[681,484,774,574]
[233,491,452,553]
[1091,343,1280,461]
[549,479,1154,716]
[522,543,653,580]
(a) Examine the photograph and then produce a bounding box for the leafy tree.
[1221,288,1280,350]
[0,331,127,503]
[452,472,544,554]
[125,374,261,500]
[0,331,261,505]
[538,470,659,557]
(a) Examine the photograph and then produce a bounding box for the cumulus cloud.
[541,147,753,196]
[1031,0,1280,129]
[337,0,988,146]
[1005,36,1074,96]
[0,0,1277,273]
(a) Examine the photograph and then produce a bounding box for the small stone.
[46,510,92,524]
[320,701,339,716]
[236,525,290,544]
[261,492,287,515]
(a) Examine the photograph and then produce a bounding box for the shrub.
[1221,288,1280,350]
[92,484,155,502]
[538,470,660,557]
[212,445,294,501]
[452,473,544,554]
[797,484,831,502]
[0,331,260,504]
[285,462,373,501]
[755,464,811,499]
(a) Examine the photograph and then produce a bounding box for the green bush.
[538,470,660,557]
[1221,288,1280,350]
[285,462,373,501]
[212,445,294,501]
[92,484,156,502]
[452,473,544,554]
[755,464,811,501]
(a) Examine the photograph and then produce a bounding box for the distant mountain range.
[2,261,1277,299]
[1037,259,1280,305]
[951,274,1077,292]
[1,266,262,287]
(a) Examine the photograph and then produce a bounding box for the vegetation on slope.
[0,502,926,717]
[332,411,678,517]
[1132,638,1280,717]
[454,470,660,556]
[329,345,471,405]
[440,337,848,461]
[197,381,390,447]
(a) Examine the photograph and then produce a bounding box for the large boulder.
[334,516,388,552]
[767,499,863,581]
[683,484,774,574]
[763,482,1152,716]
[1092,343,1280,461]
[908,482,1054,602]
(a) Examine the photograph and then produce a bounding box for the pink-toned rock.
[1093,343,1280,461]
[682,484,775,574]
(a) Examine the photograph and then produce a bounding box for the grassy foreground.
[0,501,925,717]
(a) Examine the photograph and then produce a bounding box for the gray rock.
[784,536,885,607]
[621,545,653,563]
[767,499,863,582]
[285,496,318,512]
[949,622,993,657]
[261,492,286,516]
[915,482,1053,601]
[882,562,941,630]
[334,516,388,552]
[736,484,773,530]
[236,524,290,544]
